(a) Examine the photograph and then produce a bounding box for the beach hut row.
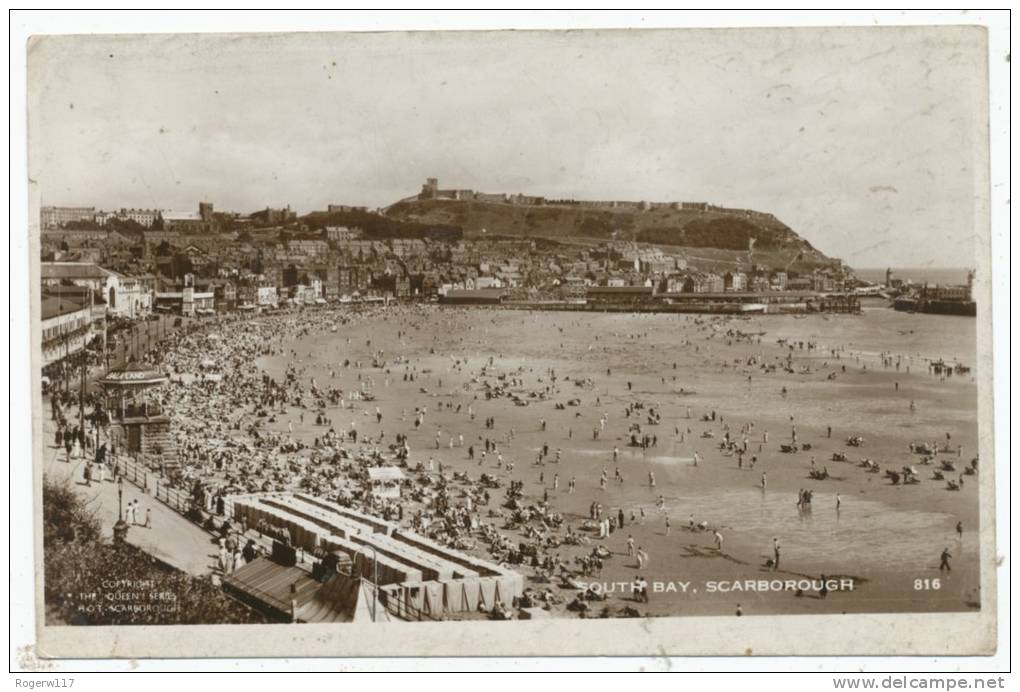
[229,493,523,617]
[294,492,398,536]
[233,498,324,552]
[319,535,424,585]
[393,529,526,603]
[261,495,371,540]
[378,576,518,620]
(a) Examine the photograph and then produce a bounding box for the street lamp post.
[113,476,129,544]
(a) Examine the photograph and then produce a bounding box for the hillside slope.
[385,199,833,270]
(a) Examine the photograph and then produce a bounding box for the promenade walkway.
[42,406,217,576]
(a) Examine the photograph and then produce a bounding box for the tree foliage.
[303,208,462,242]
[42,475,266,625]
[63,218,147,237]
[637,218,789,250]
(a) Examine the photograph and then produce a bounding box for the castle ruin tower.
[420,178,439,200]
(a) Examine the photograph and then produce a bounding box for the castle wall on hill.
[473,192,509,203]
[681,201,776,221]
[414,179,775,221]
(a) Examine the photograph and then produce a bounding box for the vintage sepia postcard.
[20,20,1002,662]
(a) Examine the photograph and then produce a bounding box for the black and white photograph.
[11,11,1009,669]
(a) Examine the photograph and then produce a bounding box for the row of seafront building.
[41,210,850,303]
[38,195,862,374]
[441,285,861,314]
[40,197,853,303]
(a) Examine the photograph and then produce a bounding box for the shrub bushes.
[42,476,266,625]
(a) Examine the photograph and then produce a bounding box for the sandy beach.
[198,303,980,618]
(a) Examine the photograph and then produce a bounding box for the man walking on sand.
[939,547,952,571]
[638,576,649,603]
[772,538,781,570]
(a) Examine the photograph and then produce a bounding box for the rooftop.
[41,261,118,280]
[98,361,168,387]
[442,288,508,299]
[162,211,203,221]
[40,295,87,321]
[41,286,107,308]
[366,467,406,482]
[587,286,654,294]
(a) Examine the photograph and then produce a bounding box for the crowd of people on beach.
[44,303,977,617]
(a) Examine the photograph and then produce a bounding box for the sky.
[27,26,988,268]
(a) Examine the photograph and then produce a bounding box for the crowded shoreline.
[47,303,981,618]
